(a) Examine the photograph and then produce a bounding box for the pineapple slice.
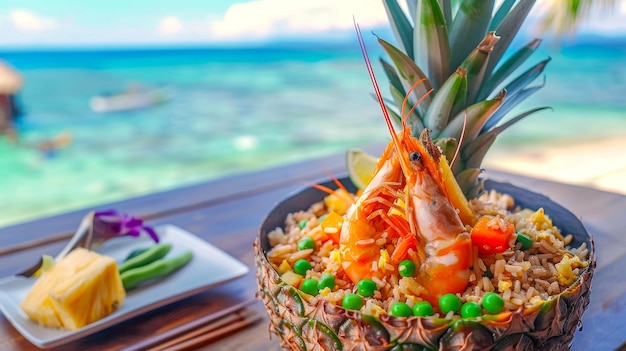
[21,248,126,330]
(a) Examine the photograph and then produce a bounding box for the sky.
[0,0,625,48]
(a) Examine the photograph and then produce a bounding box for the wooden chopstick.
[146,309,262,351]
[0,231,73,256]
[120,299,259,351]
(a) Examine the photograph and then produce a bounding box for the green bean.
[123,247,150,262]
[118,243,172,274]
[121,251,193,290]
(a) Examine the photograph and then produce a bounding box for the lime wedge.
[33,255,56,277]
[346,149,378,189]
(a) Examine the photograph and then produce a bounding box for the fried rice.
[265,189,590,319]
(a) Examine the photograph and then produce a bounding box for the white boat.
[90,86,171,113]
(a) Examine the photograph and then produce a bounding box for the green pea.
[317,273,335,290]
[460,302,482,318]
[482,292,505,314]
[413,301,434,317]
[342,293,363,310]
[389,302,412,317]
[516,232,533,250]
[300,279,319,296]
[297,237,315,251]
[293,259,312,275]
[357,279,377,297]
[398,260,416,277]
[439,293,462,314]
[298,220,307,230]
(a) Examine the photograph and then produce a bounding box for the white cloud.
[208,0,387,40]
[159,16,183,35]
[9,9,57,31]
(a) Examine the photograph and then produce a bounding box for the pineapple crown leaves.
[379,0,551,194]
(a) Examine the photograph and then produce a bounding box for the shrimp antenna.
[316,160,353,199]
[354,18,402,154]
[401,79,434,129]
[309,182,355,205]
[449,110,467,167]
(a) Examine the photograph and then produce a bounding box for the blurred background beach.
[1,1,625,228]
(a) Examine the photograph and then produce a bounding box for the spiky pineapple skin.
[255,176,595,351]
[255,236,594,351]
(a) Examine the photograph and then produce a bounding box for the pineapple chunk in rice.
[378,249,393,273]
[498,280,513,292]
[556,255,587,286]
[324,189,352,216]
[277,260,291,275]
[281,270,303,287]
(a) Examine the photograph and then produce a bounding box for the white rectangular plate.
[0,224,249,348]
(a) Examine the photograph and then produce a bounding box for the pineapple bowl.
[254,1,597,350]
[254,0,595,350]
[255,178,595,350]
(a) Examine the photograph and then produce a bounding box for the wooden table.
[1,148,625,350]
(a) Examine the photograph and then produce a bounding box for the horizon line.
[1,31,626,53]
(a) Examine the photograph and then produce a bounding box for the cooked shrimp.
[394,129,474,303]
[339,125,473,302]
[339,140,408,284]
[338,22,474,303]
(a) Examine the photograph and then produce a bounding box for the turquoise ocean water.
[1,39,626,228]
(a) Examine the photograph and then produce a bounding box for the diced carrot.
[321,211,343,244]
[391,235,417,263]
[308,227,329,243]
[343,260,373,284]
[470,215,515,255]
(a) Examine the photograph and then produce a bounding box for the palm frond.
[540,0,617,35]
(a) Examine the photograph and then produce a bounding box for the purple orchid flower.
[93,210,159,243]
